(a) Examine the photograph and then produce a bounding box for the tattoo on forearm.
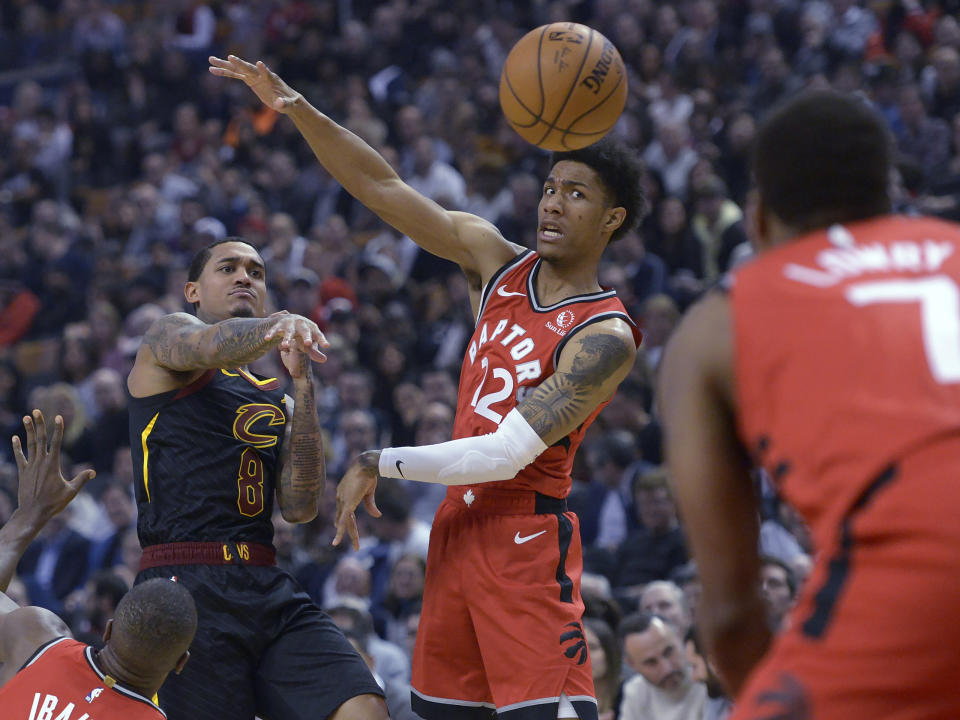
[211,318,279,366]
[519,333,632,437]
[279,371,324,519]
[145,314,280,371]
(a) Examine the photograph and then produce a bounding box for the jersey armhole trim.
[476,249,534,322]
[18,636,70,672]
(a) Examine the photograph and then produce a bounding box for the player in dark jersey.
[209,55,643,720]
[660,90,960,718]
[0,410,196,720]
[126,239,387,720]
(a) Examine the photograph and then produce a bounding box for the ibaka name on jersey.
[25,691,98,720]
[467,318,543,383]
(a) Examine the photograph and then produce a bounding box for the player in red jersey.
[0,410,197,719]
[208,55,643,720]
[660,89,960,719]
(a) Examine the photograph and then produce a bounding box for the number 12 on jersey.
[470,357,515,423]
[846,275,960,383]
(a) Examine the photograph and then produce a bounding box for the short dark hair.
[551,136,646,243]
[752,90,892,231]
[112,578,197,668]
[187,237,258,283]
[618,610,657,639]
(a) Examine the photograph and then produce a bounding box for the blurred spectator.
[573,429,639,550]
[342,627,419,720]
[760,555,797,633]
[683,628,733,720]
[327,598,411,686]
[612,468,688,598]
[643,121,699,198]
[690,175,749,281]
[640,580,692,640]
[896,84,950,181]
[619,612,705,720]
[89,478,136,572]
[16,509,90,616]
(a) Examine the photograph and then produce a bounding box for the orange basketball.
[499,22,628,151]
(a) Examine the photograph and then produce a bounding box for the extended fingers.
[49,414,65,457]
[68,468,97,492]
[11,435,26,472]
[32,410,47,455]
[22,413,37,461]
[228,54,259,72]
[208,55,245,79]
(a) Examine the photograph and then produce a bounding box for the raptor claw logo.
[463,489,476,506]
[559,621,588,665]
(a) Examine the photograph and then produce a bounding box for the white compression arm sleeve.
[378,408,548,486]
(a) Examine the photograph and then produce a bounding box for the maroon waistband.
[139,542,276,570]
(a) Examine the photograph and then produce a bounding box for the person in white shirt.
[619,612,706,720]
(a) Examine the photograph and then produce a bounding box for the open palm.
[208,55,301,113]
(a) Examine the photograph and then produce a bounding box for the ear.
[604,206,627,236]
[102,618,113,644]
[174,650,190,675]
[184,281,200,306]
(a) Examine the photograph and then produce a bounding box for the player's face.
[538,161,622,262]
[187,242,267,322]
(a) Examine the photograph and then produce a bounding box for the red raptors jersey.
[452,250,641,498]
[0,637,165,719]
[732,215,960,542]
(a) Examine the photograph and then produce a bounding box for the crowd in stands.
[1,0,957,717]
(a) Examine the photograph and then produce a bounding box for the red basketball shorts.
[733,439,960,720]
[410,487,598,720]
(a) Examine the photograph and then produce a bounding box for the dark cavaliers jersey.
[452,250,642,498]
[128,368,287,547]
[0,637,165,719]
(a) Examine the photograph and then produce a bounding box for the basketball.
[499,23,628,151]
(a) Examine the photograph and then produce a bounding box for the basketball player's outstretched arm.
[208,55,520,286]
[0,411,92,687]
[333,319,637,548]
[657,291,771,695]
[275,350,325,523]
[130,312,328,395]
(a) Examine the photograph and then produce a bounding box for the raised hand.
[332,453,382,551]
[265,313,329,364]
[11,410,96,527]
[209,55,302,113]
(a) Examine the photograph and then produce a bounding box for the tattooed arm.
[333,319,636,548]
[517,320,637,445]
[128,312,327,396]
[275,352,324,523]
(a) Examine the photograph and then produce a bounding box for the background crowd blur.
[0,0,956,716]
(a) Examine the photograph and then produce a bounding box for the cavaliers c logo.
[233,403,286,448]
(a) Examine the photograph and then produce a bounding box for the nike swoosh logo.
[497,286,526,298]
[395,460,405,478]
[514,530,547,544]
